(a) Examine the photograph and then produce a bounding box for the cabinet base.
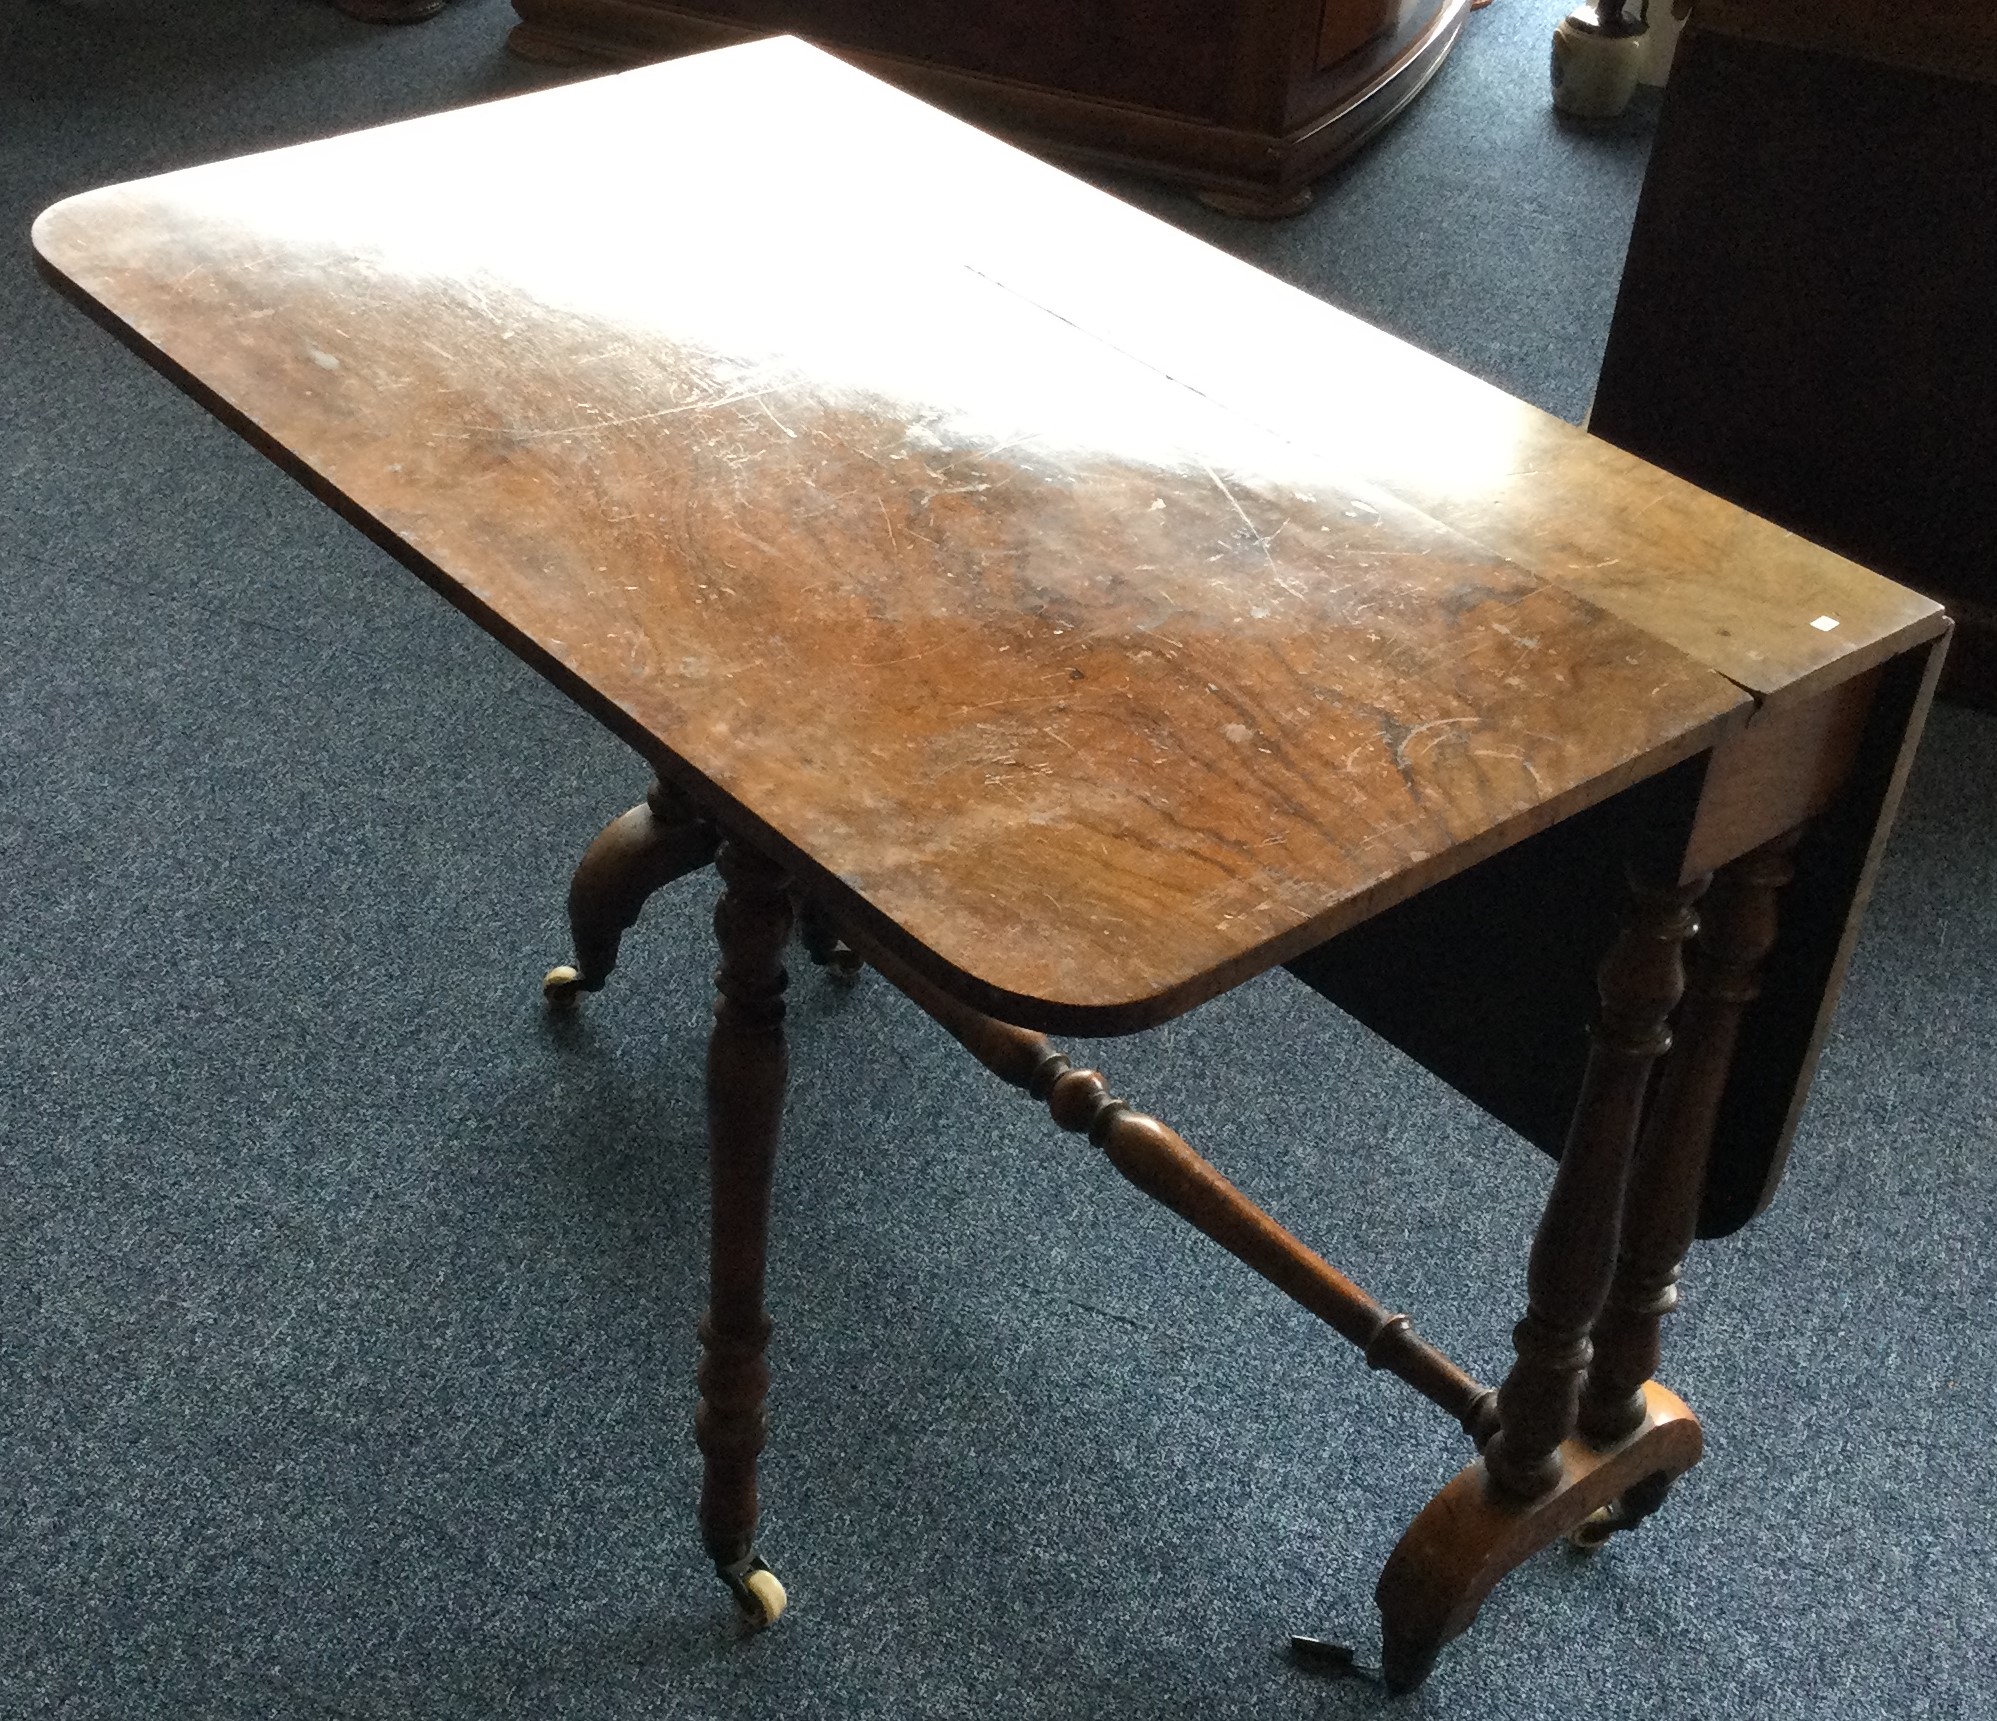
[507,0,1472,213]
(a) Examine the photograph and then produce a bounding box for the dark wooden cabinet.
[1591,2,1997,707]
[507,0,1473,213]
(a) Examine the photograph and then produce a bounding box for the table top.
[34,39,1936,1032]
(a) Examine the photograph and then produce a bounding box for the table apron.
[1683,667,1880,877]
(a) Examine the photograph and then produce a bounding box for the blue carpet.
[3,3,1992,1718]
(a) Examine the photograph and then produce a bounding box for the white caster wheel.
[740,1566,787,1627]
[542,963,584,1009]
[1567,1503,1623,1552]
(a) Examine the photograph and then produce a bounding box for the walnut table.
[33,38,1948,1691]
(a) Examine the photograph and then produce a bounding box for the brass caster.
[720,1555,788,1628]
[1567,1502,1625,1552]
[542,963,585,1010]
[1568,1468,1676,1551]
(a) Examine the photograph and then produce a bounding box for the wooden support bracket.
[1376,1380,1703,1691]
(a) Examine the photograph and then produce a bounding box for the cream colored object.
[1638,0,1689,85]
[1551,6,1645,118]
[741,1567,788,1626]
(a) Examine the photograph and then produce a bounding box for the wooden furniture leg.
[696,836,793,1626]
[1482,867,1708,1497]
[1376,865,1707,1691]
[543,778,718,1008]
[1572,828,1805,1540]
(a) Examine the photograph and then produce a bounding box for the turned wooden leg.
[543,778,718,1009]
[1579,829,1805,1453]
[696,836,793,1628]
[1482,867,1708,1500]
[1374,863,1708,1692]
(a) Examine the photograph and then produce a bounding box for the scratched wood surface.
[716,50,1943,708]
[944,239,1951,711]
[34,39,1752,1030]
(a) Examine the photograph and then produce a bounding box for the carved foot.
[505,24,610,65]
[1196,183,1315,219]
[1375,1382,1702,1691]
[332,0,446,22]
[1380,1626,1441,1696]
[543,779,718,1010]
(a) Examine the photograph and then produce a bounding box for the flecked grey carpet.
[3,3,1992,1718]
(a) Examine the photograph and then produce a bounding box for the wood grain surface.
[670,51,1939,704]
[903,189,1946,708]
[34,40,1754,1030]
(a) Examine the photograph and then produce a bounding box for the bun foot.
[1195,183,1314,219]
[333,0,446,22]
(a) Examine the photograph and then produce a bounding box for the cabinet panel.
[509,0,1472,212]
[1592,25,1997,705]
[678,0,1250,121]
[1318,0,1396,71]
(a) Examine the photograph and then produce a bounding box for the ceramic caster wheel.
[819,944,864,985]
[542,964,584,1009]
[721,1557,787,1627]
[1567,1503,1623,1552]
[740,1566,787,1627]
